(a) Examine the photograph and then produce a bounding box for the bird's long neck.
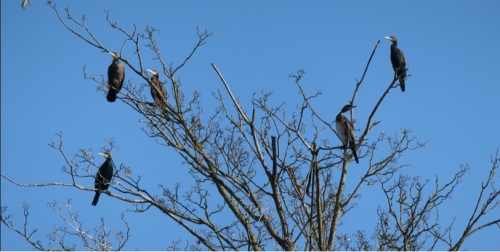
[336,112,345,122]
[106,159,114,167]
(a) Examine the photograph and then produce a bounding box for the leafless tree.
[1,199,130,250]
[2,1,499,250]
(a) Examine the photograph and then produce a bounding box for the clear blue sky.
[2,1,499,250]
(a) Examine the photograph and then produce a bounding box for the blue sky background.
[2,1,499,250]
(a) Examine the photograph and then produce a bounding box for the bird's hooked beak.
[99,152,108,158]
[341,104,356,113]
[108,52,118,59]
[385,36,393,41]
[147,69,158,77]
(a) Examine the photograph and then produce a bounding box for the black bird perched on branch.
[106,52,125,102]
[335,105,359,163]
[385,36,408,92]
[92,152,114,206]
[147,69,167,106]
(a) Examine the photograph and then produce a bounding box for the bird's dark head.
[109,52,119,59]
[341,104,356,113]
[99,152,112,159]
[147,69,159,77]
[385,36,398,44]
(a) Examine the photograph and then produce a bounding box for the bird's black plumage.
[92,152,114,206]
[147,69,167,107]
[386,36,408,92]
[335,105,359,163]
[106,52,125,102]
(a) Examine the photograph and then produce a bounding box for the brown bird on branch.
[106,52,125,102]
[335,105,359,163]
[147,69,167,107]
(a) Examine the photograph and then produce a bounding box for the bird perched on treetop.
[92,152,114,206]
[335,105,359,163]
[106,52,125,102]
[385,36,408,92]
[147,69,167,107]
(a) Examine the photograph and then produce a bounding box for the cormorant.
[385,36,408,92]
[147,69,167,106]
[92,152,114,206]
[335,105,359,163]
[106,52,125,102]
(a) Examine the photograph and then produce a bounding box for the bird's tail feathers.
[397,69,407,92]
[351,147,359,163]
[92,191,100,206]
[399,79,406,92]
[107,90,117,102]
